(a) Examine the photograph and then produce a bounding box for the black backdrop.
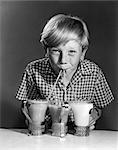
[0,1,118,130]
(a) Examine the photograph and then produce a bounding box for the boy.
[16,14,114,131]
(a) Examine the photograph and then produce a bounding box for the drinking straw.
[63,70,67,103]
[47,70,63,104]
[62,70,76,103]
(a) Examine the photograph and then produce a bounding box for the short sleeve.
[16,68,39,101]
[93,69,114,108]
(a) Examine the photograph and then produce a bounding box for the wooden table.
[0,129,117,150]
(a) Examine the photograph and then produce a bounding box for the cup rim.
[69,102,93,105]
[27,99,48,104]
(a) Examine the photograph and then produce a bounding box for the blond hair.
[40,14,89,51]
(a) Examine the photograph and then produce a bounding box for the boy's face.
[48,35,86,74]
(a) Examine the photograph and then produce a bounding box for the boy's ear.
[45,48,49,57]
[80,49,87,61]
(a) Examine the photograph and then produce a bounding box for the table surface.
[0,129,118,150]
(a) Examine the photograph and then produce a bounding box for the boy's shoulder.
[27,57,48,66]
[25,57,49,72]
[81,59,102,75]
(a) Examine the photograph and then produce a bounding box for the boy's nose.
[59,52,67,64]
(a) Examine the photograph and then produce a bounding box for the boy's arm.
[89,107,102,130]
[21,101,32,125]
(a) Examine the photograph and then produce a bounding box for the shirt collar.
[68,59,92,87]
[45,58,58,78]
[80,59,93,75]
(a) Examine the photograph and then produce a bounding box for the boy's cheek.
[49,56,59,64]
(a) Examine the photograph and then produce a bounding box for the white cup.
[70,102,93,127]
[22,100,48,136]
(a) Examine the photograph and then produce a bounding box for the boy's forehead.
[61,32,79,44]
[56,36,80,49]
[60,39,79,47]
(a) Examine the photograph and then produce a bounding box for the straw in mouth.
[47,69,77,106]
[47,69,63,105]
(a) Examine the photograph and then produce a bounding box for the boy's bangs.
[47,28,76,48]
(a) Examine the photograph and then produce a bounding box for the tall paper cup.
[70,102,93,136]
[49,105,69,137]
[23,100,48,136]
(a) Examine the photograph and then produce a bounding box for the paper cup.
[49,105,69,137]
[70,102,93,136]
[23,100,48,136]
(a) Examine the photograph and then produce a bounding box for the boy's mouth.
[58,64,72,70]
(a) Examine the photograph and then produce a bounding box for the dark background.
[0,1,118,130]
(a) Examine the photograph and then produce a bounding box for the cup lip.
[48,104,62,107]
[27,99,48,104]
[69,101,93,105]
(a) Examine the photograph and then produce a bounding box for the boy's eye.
[50,48,60,54]
[68,50,77,55]
[69,50,76,53]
